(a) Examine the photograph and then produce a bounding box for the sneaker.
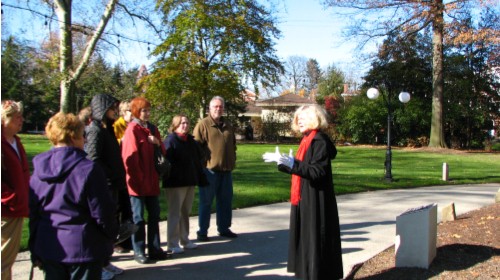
[101,269,115,280]
[183,242,198,249]
[104,263,123,275]
[168,246,184,254]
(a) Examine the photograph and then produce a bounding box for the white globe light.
[367,88,380,100]
[399,91,411,103]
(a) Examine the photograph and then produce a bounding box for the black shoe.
[149,251,172,261]
[134,254,150,264]
[197,234,209,242]
[219,230,238,238]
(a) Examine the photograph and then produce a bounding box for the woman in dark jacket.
[29,112,118,279]
[85,94,134,278]
[86,94,127,206]
[263,104,343,280]
[163,114,206,254]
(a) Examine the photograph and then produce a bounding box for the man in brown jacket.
[193,96,237,242]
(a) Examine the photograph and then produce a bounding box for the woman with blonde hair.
[113,101,132,144]
[29,112,118,279]
[1,100,29,280]
[263,104,343,279]
[112,100,135,255]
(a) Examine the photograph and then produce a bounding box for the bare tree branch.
[116,2,165,39]
[72,0,118,84]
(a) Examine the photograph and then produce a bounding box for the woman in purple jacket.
[29,112,118,279]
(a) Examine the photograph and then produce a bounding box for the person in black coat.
[163,114,207,254]
[86,94,134,278]
[263,104,343,280]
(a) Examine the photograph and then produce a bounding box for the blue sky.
[272,0,374,80]
[274,0,358,67]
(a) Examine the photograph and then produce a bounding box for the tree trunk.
[56,0,74,113]
[199,62,210,119]
[429,0,447,148]
[54,0,118,113]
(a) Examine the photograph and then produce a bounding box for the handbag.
[148,123,171,177]
[154,145,171,177]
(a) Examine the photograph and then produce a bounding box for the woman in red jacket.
[121,97,169,264]
[1,100,29,280]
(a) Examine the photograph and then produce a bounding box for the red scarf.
[291,130,317,205]
[176,132,188,141]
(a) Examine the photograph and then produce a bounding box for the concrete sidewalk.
[13,183,499,279]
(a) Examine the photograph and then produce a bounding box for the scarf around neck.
[290,129,317,205]
[176,132,188,141]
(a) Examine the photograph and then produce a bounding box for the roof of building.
[255,93,316,107]
[242,89,257,102]
[241,102,261,117]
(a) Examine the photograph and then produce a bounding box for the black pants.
[117,187,133,222]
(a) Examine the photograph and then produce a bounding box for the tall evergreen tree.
[1,37,55,131]
[305,58,322,96]
[316,64,345,104]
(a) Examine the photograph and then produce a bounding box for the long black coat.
[278,131,343,280]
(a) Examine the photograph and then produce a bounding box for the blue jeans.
[197,169,233,235]
[130,195,162,255]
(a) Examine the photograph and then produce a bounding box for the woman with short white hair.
[263,104,343,279]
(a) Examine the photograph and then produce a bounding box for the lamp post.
[367,88,410,182]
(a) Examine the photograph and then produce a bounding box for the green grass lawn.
[17,134,500,251]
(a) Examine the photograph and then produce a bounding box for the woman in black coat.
[85,94,133,277]
[263,104,343,280]
[163,114,207,254]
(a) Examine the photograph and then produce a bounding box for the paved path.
[13,183,499,279]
